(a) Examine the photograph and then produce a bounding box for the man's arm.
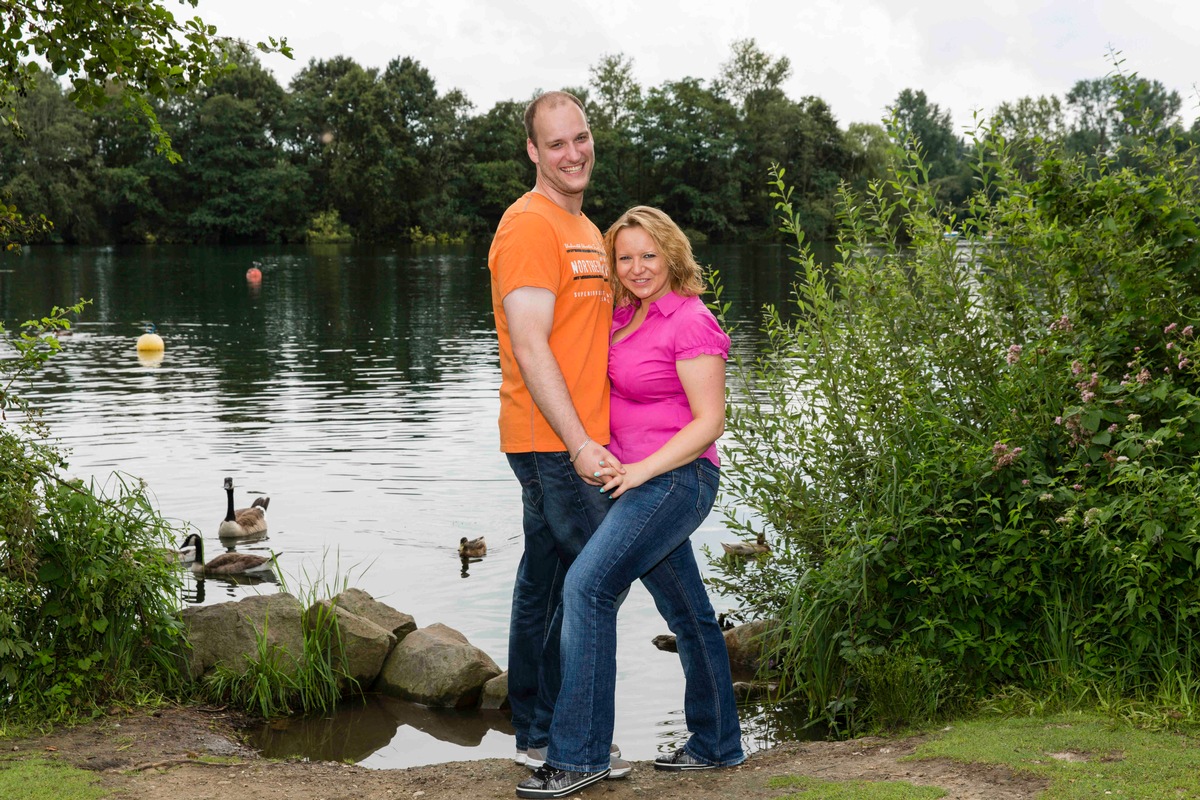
[503,287,622,484]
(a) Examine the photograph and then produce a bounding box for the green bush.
[1,303,188,722]
[714,93,1200,733]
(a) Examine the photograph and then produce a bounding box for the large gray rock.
[305,599,396,694]
[374,623,500,708]
[331,588,416,643]
[181,593,305,681]
[480,670,509,710]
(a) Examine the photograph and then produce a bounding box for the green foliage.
[715,86,1200,733]
[306,209,355,243]
[1,302,189,722]
[1,0,290,157]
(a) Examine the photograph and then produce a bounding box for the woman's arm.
[598,353,725,498]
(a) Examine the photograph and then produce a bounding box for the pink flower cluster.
[1076,371,1099,404]
[1063,415,1090,447]
[1006,344,1023,364]
[1050,315,1074,333]
[992,441,1024,471]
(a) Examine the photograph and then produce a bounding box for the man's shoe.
[653,746,717,771]
[525,743,622,770]
[606,754,632,779]
[516,764,610,798]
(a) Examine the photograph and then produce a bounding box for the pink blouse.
[608,291,731,467]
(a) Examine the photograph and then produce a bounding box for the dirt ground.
[8,705,1049,800]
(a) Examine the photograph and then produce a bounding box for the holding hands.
[573,442,624,486]
[595,460,649,498]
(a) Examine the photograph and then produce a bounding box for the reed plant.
[714,78,1200,733]
[202,553,363,718]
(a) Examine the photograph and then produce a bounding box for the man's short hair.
[524,91,588,145]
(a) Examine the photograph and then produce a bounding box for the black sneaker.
[653,746,717,771]
[516,764,611,798]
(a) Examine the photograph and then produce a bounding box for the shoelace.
[529,764,560,781]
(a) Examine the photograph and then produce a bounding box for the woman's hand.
[595,460,651,499]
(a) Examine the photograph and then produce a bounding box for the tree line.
[2,39,1196,246]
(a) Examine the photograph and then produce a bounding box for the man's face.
[527,102,594,204]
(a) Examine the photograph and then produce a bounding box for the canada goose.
[218,477,269,540]
[181,533,278,576]
[458,536,487,558]
[721,532,770,557]
[171,535,198,565]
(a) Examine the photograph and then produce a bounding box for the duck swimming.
[458,536,487,558]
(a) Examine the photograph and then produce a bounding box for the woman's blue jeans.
[506,452,612,751]
[547,459,745,772]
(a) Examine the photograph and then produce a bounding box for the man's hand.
[574,442,624,486]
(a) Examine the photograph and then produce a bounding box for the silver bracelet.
[569,438,592,463]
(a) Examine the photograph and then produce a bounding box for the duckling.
[458,536,487,559]
[721,532,770,557]
[182,533,278,576]
[218,477,269,540]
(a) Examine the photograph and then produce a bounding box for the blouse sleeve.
[674,303,731,361]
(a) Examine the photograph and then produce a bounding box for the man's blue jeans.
[506,451,611,751]
[547,459,745,772]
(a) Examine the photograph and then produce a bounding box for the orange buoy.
[246,263,263,283]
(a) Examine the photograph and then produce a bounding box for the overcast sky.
[196,0,1200,132]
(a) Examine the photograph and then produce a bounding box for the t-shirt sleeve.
[493,213,561,299]
[674,305,731,361]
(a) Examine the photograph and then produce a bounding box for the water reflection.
[250,695,517,767]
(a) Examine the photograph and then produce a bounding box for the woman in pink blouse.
[518,207,744,799]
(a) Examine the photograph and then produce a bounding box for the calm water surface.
[0,242,812,767]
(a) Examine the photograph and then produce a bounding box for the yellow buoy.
[137,323,164,353]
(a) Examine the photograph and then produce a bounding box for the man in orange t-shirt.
[488,90,625,774]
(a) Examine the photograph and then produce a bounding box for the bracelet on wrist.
[569,438,592,463]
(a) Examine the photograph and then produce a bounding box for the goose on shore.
[721,532,770,557]
[218,477,269,540]
[181,533,278,576]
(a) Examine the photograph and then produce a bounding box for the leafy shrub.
[1,303,188,721]
[715,91,1200,732]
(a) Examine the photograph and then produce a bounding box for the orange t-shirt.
[488,192,612,453]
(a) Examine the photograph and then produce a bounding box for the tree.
[887,88,962,180]
[586,53,643,222]
[0,70,102,243]
[0,0,289,248]
[640,78,741,238]
[1065,75,1182,158]
[715,38,792,111]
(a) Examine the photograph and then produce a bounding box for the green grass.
[914,711,1200,799]
[769,775,946,798]
[0,758,109,800]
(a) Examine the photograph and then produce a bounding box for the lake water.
[0,242,813,767]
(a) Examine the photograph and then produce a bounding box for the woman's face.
[613,226,671,305]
